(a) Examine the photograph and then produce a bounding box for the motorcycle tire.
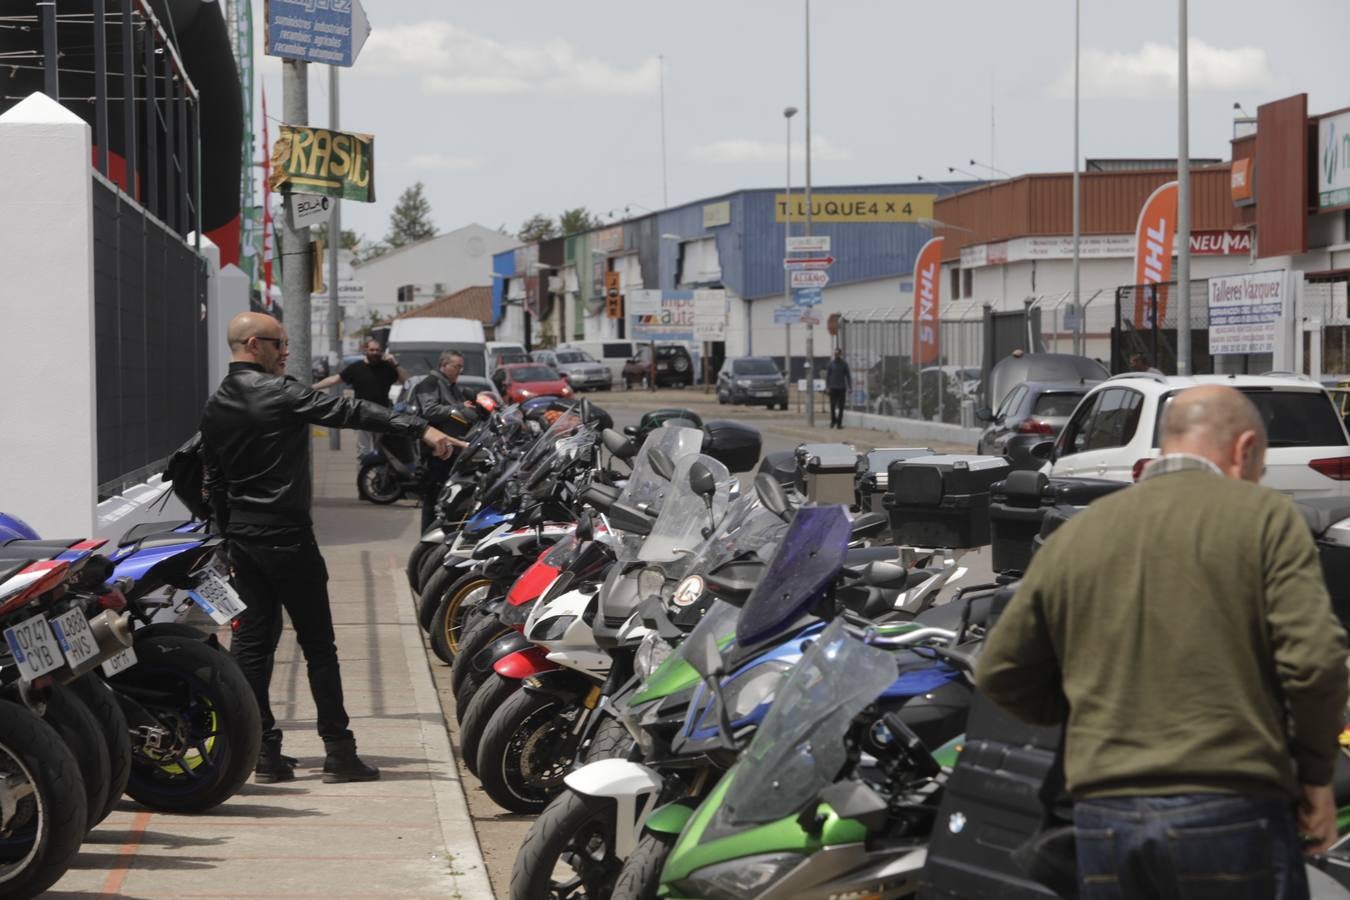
[450,615,511,710]
[429,574,499,665]
[509,788,622,900]
[417,564,456,634]
[406,541,436,594]
[357,463,402,505]
[0,698,87,900]
[39,684,111,834]
[415,543,449,597]
[581,714,635,763]
[109,633,262,813]
[457,673,519,777]
[476,690,577,814]
[610,830,678,900]
[68,676,132,827]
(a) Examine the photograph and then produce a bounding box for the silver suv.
[1045,373,1350,498]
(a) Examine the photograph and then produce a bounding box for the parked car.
[976,381,1097,467]
[985,352,1109,411]
[1042,373,1350,498]
[623,343,694,388]
[558,340,638,387]
[529,348,613,391]
[716,357,789,409]
[490,363,574,403]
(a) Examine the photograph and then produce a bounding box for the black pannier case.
[884,455,1009,548]
[701,420,762,473]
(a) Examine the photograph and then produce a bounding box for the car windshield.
[1033,391,1087,417]
[655,346,684,358]
[395,350,487,379]
[722,619,898,826]
[1152,388,1348,449]
[736,505,852,648]
[510,366,558,382]
[732,359,780,376]
[556,351,592,364]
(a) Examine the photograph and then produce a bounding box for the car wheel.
[717,390,727,404]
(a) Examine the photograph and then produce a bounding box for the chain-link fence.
[1112,281,1214,375]
[1301,280,1350,377]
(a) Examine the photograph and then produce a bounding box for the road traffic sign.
[786,235,831,253]
[783,255,835,270]
[790,269,829,289]
[799,313,821,326]
[792,286,822,307]
[773,306,803,325]
[266,0,371,67]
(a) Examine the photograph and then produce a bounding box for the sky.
[249,0,1350,247]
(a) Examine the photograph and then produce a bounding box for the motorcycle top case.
[885,455,1010,549]
[794,442,859,506]
[989,474,1127,575]
[701,419,762,473]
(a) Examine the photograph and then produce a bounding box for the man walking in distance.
[201,313,462,784]
[978,385,1347,898]
[824,348,851,429]
[410,351,473,533]
[314,338,407,460]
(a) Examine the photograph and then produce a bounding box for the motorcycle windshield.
[735,505,851,648]
[681,494,788,578]
[638,454,734,576]
[519,403,584,471]
[723,619,897,826]
[610,426,705,565]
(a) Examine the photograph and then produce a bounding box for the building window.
[962,269,973,299]
[950,268,961,300]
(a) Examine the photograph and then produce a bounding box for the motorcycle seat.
[0,539,81,561]
[118,520,195,547]
[1296,498,1350,540]
[0,559,35,585]
[127,535,210,554]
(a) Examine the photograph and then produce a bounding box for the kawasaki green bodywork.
[659,765,867,889]
[646,800,698,835]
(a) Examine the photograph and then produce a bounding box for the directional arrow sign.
[790,270,829,289]
[787,235,831,253]
[783,255,835,270]
[267,0,371,67]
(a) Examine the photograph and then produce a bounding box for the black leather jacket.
[409,371,473,434]
[201,362,428,532]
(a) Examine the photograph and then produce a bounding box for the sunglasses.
[255,337,289,349]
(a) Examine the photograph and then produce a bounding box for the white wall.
[352,225,517,320]
[0,94,99,537]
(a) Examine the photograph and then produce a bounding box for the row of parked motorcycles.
[407,393,1350,899]
[0,514,261,898]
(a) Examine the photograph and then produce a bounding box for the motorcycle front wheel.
[610,830,678,900]
[357,463,402,504]
[109,633,262,813]
[476,690,579,814]
[0,699,86,900]
[510,788,622,900]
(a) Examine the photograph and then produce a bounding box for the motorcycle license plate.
[189,571,248,625]
[3,613,64,681]
[101,646,137,677]
[49,608,99,670]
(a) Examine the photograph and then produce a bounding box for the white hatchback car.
[1044,373,1350,498]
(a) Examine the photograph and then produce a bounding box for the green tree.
[518,213,558,243]
[315,223,361,251]
[558,207,601,236]
[385,182,437,248]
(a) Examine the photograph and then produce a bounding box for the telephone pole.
[281,59,312,382]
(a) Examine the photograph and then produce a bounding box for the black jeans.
[420,457,452,533]
[1074,793,1307,900]
[828,388,846,427]
[227,533,352,746]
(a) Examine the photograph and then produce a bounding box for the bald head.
[227,312,289,375]
[1159,385,1267,482]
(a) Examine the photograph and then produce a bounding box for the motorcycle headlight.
[634,632,673,679]
[528,613,576,642]
[636,566,666,602]
[679,853,804,900]
[722,662,790,719]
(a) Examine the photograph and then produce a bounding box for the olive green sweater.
[978,467,1349,799]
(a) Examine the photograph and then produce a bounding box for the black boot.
[255,742,295,783]
[322,738,380,783]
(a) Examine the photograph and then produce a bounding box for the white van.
[387,318,488,384]
[558,340,638,387]
[486,340,527,368]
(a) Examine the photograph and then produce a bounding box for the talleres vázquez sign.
[270,125,375,203]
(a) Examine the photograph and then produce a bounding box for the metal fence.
[93,174,208,496]
[1112,281,1215,375]
[1301,279,1350,377]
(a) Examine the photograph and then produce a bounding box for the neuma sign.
[1319,110,1350,209]
[1131,181,1178,325]
[912,237,943,366]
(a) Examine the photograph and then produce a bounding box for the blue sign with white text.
[266,0,369,67]
[792,286,822,307]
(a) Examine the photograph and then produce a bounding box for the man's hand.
[1299,782,1337,855]
[383,351,398,365]
[421,427,468,459]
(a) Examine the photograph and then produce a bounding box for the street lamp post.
[804,0,816,427]
[784,106,798,386]
[1176,0,1192,374]
[1072,0,1081,345]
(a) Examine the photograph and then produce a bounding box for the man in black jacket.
[410,351,475,532]
[201,312,461,784]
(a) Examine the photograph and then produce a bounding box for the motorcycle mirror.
[754,472,792,521]
[602,428,636,461]
[576,511,594,542]
[688,461,717,499]
[648,448,675,481]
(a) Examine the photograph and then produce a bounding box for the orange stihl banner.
[1131,181,1178,325]
[913,237,943,366]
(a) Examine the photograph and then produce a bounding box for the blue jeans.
[1074,793,1307,900]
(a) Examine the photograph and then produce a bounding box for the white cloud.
[1048,39,1274,99]
[391,153,482,172]
[360,22,660,97]
[688,135,851,163]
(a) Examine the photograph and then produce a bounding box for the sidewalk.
[48,437,492,899]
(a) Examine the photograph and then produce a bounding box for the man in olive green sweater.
[979,385,1348,899]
